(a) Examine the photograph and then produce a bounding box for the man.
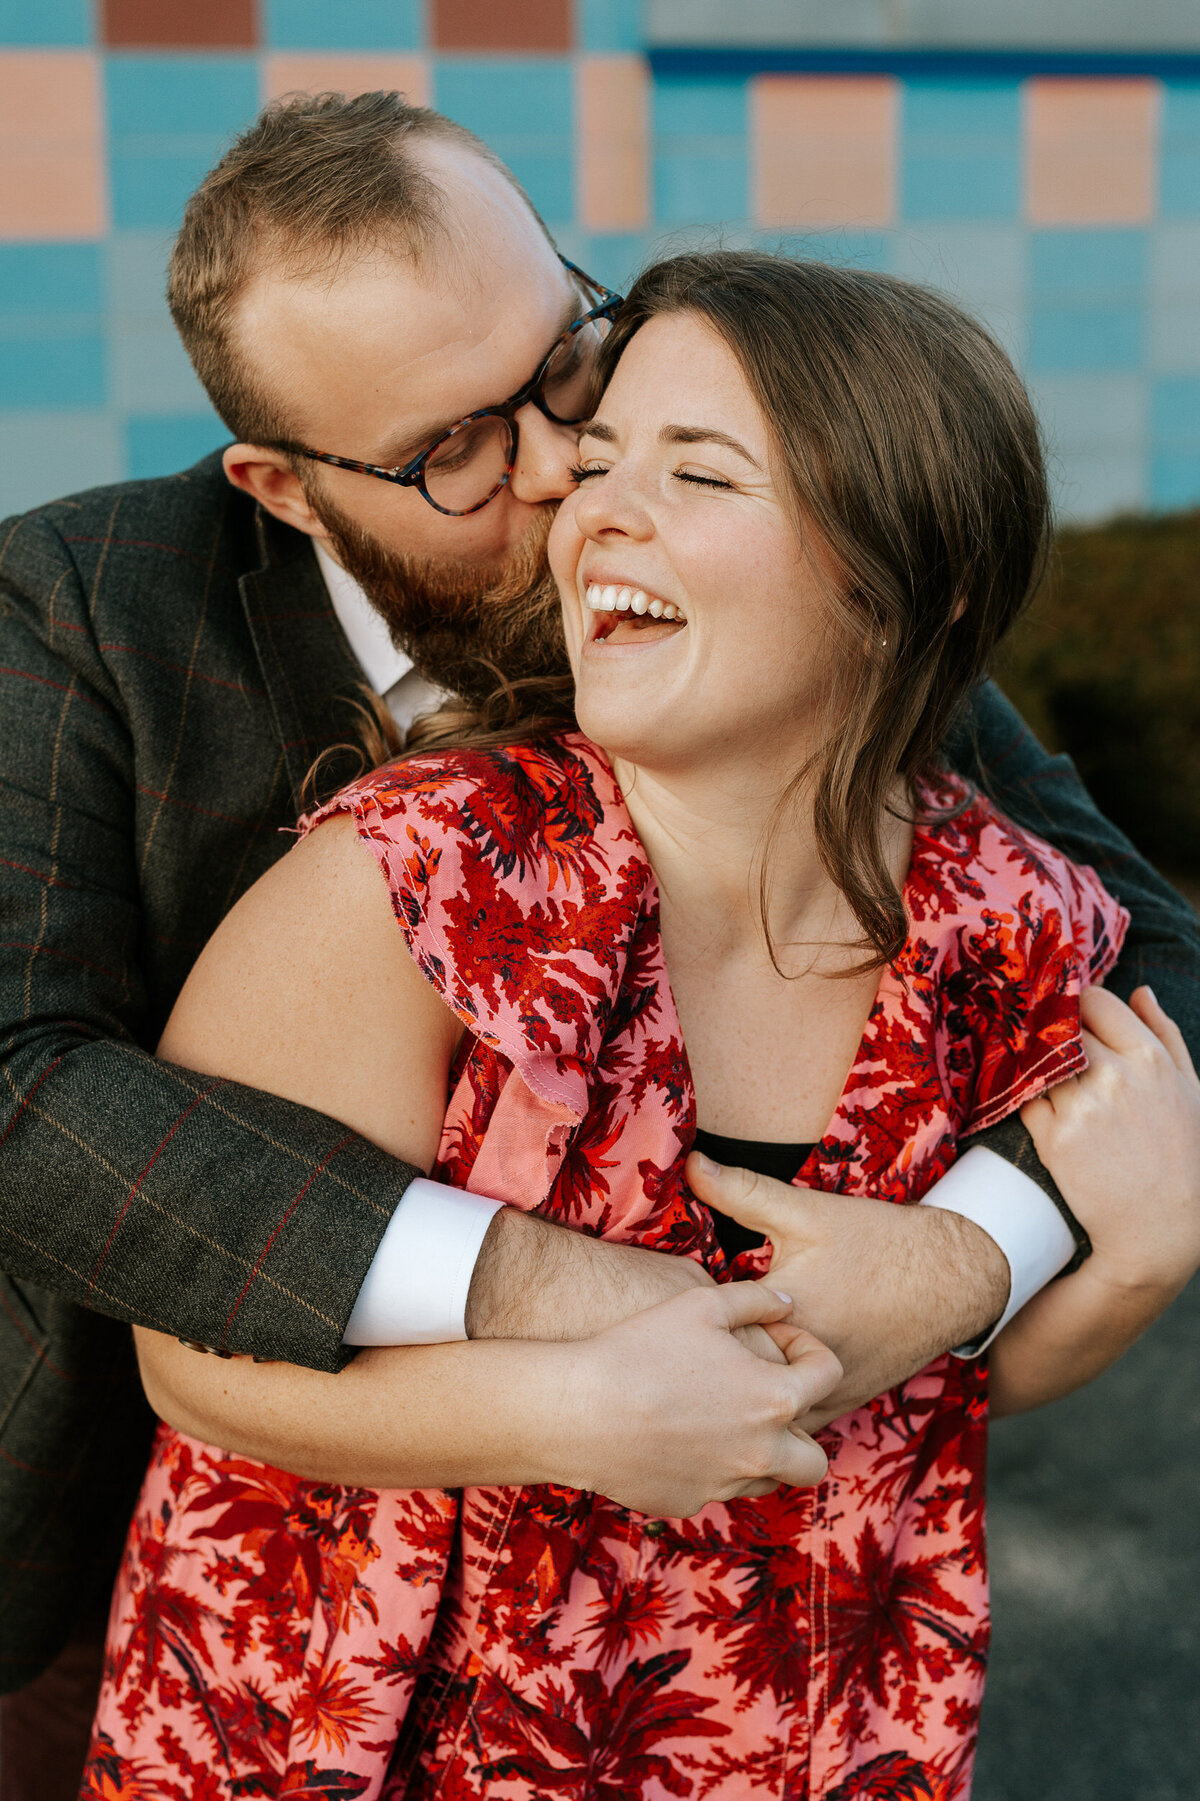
[1,91,1198,1793]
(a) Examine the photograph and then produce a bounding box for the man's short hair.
[168,89,548,447]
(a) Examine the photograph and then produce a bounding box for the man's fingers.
[1129,985,1200,1088]
[686,1151,800,1236]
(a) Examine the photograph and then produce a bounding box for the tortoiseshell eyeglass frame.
[289,257,623,517]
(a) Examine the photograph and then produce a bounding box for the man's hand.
[686,1153,1010,1426]
[560,1282,842,1517]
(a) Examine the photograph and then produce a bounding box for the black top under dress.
[692,1127,815,1262]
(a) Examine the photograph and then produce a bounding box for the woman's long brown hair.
[349,250,1051,971]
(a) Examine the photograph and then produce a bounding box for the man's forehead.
[238,230,571,456]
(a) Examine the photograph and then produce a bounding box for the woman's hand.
[1021,985,1200,1297]
[565,1282,841,1517]
[989,984,1200,1416]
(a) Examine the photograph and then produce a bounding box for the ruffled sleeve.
[928,793,1131,1136]
[298,736,651,1122]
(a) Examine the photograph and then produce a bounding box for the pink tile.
[263,54,431,110]
[753,75,897,230]
[577,54,649,233]
[1026,78,1159,225]
[0,51,106,240]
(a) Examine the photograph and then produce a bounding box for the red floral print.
[82,735,1127,1800]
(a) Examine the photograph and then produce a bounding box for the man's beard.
[314,491,571,710]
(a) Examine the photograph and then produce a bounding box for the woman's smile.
[582,578,689,648]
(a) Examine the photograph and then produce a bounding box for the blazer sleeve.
[947,679,1200,1266]
[0,511,412,1373]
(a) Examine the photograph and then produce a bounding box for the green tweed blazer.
[1,451,1198,1690]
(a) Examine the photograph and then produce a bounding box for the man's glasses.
[292,258,623,517]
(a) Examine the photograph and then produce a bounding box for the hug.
[0,90,1197,1801]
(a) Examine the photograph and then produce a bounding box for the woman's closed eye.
[569,462,734,491]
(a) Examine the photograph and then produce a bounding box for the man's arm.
[0,509,416,1372]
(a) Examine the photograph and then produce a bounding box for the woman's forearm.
[136,1327,587,1490]
[987,1261,1186,1417]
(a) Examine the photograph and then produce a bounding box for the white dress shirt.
[314,544,1077,1351]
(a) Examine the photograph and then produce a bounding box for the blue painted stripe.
[649,48,1200,81]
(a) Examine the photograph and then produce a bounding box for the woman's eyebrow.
[661,424,762,468]
[579,419,763,471]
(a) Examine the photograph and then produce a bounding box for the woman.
[82,254,1200,1799]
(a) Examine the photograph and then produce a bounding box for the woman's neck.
[610,750,903,973]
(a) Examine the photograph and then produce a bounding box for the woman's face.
[549,311,839,779]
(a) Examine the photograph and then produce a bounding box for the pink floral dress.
[82,733,1127,1801]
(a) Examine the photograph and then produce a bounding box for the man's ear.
[222,444,332,542]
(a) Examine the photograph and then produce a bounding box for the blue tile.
[125,413,230,479]
[652,76,747,225]
[0,0,91,45]
[653,73,746,139]
[1030,308,1144,372]
[1162,82,1200,219]
[0,412,120,518]
[0,244,102,317]
[105,54,259,137]
[105,231,173,320]
[110,147,232,231]
[901,80,1020,221]
[264,0,424,50]
[578,0,642,53]
[434,58,574,222]
[578,233,655,291]
[901,79,1020,219]
[1150,454,1200,510]
[1029,229,1148,372]
[1150,224,1200,369]
[110,327,208,414]
[1151,375,1200,448]
[0,336,106,409]
[1031,228,1149,297]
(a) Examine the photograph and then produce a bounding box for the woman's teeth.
[584,583,685,624]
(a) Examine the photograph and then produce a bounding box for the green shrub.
[995,508,1200,874]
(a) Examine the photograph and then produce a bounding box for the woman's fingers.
[706,1278,794,1332]
[1078,983,1161,1055]
[1129,985,1200,1087]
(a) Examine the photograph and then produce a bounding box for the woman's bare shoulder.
[158,813,461,1168]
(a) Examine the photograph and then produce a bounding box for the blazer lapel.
[239,509,370,810]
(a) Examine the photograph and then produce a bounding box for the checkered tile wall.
[1,1,1197,522]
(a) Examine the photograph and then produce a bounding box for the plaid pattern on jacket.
[1,452,1198,1692]
[0,453,418,1686]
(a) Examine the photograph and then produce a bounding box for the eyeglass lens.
[421,312,613,513]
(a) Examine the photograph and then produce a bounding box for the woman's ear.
[222,445,332,541]
[951,593,967,623]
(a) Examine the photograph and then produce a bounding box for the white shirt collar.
[313,539,413,696]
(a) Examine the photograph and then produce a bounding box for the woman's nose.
[570,462,653,543]
[507,404,580,504]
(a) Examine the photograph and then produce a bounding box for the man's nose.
[507,403,580,504]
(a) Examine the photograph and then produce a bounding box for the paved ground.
[975,1271,1200,1799]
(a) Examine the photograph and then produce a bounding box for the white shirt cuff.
[921,1144,1078,1357]
[342,1178,504,1346]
